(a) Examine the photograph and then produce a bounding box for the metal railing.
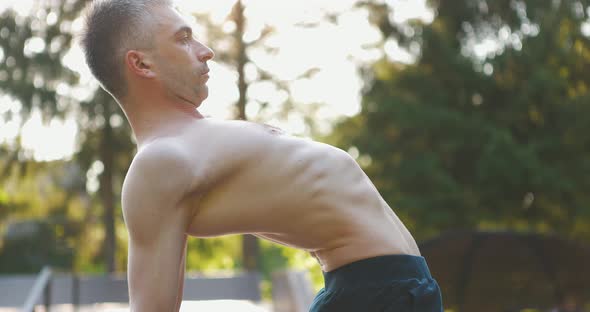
[21,266,52,312]
[0,268,263,310]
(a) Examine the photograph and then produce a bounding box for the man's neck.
[122,98,205,148]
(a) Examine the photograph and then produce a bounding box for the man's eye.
[181,34,192,43]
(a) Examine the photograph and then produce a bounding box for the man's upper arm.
[122,143,194,312]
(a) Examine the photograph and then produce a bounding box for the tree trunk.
[242,234,260,272]
[100,105,116,273]
[233,0,260,272]
[235,0,248,120]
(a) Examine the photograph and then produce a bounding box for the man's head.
[81,0,214,106]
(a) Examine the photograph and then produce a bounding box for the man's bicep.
[175,237,188,311]
[121,143,196,311]
[127,228,186,312]
[123,184,189,312]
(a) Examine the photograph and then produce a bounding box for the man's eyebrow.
[174,25,192,37]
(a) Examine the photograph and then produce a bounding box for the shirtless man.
[81,1,443,311]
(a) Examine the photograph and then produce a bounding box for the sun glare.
[20,110,77,162]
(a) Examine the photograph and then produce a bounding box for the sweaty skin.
[111,4,420,312]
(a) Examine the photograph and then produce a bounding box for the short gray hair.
[80,0,172,100]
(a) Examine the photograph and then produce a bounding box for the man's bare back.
[124,118,420,272]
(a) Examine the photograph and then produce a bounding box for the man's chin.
[195,88,208,104]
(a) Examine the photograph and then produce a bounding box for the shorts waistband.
[322,254,433,292]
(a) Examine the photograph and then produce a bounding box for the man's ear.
[125,50,156,79]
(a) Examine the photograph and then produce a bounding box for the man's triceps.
[127,228,186,312]
[174,236,188,311]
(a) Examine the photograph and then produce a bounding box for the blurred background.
[0,0,589,311]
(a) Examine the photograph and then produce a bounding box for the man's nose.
[198,45,215,63]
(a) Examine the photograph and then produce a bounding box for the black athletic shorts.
[309,254,443,312]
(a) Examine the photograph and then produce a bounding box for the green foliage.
[279,246,324,292]
[186,236,242,272]
[0,160,92,273]
[331,0,590,241]
[0,219,75,273]
[0,1,87,120]
[183,236,322,297]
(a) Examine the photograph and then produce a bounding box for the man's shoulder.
[123,138,196,198]
[133,138,191,170]
[202,118,286,137]
[122,139,197,243]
